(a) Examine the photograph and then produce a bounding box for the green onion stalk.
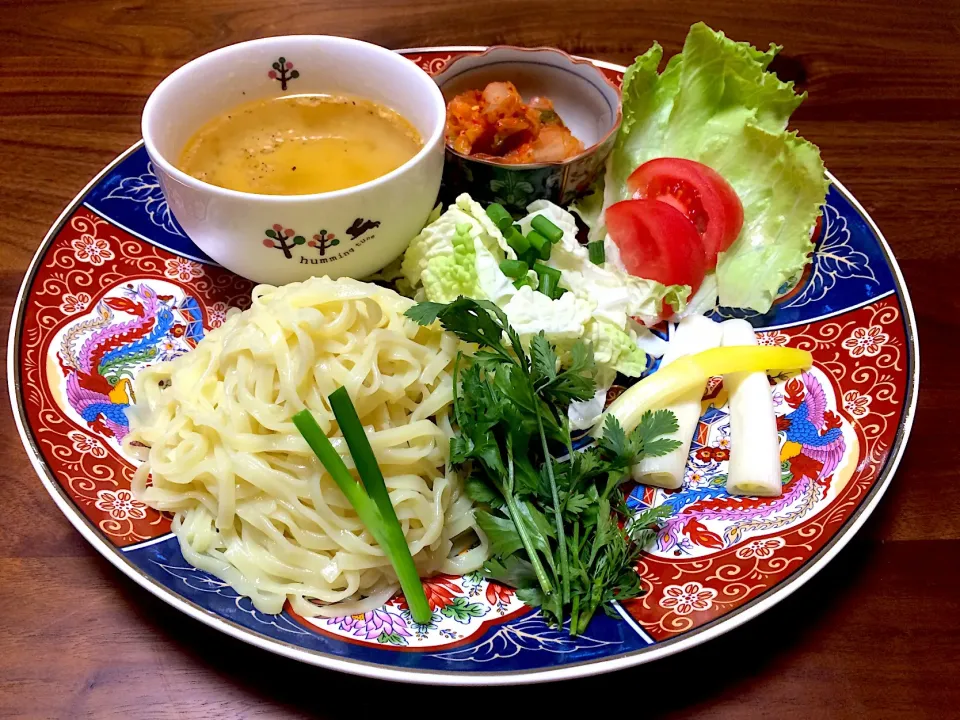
[293,400,433,625]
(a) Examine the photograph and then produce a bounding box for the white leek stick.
[722,319,782,497]
[632,315,723,489]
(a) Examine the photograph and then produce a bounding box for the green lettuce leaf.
[586,320,649,386]
[421,222,478,303]
[401,194,515,304]
[604,22,828,313]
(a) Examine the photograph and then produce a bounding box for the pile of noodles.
[124,276,486,617]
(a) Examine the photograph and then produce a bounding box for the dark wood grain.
[0,0,956,716]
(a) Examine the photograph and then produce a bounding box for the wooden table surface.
[0,0,956,716]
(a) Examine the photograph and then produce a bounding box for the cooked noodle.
[124,276,486,617]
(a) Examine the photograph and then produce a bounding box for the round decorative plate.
[7,48,918,685]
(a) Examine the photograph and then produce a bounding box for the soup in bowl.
[178,94,425,195]
[142,35,445,285]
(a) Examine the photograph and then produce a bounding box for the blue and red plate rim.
[7,48,920,685]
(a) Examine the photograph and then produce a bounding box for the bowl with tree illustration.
[142,35,445,285]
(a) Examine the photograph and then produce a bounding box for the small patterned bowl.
[433,46,622,213]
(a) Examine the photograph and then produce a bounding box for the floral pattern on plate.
[19,207,252,545]
[290,573,528,649]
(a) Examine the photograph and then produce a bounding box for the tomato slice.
[606,199,706,296]
[627,158,744,267]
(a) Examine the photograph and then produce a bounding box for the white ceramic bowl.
[142,36,445,285]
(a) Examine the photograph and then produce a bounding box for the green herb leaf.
[513,455,542,497]
[403,301,444,327]
[484,555,539,589]
[628,528,658,550]
[545,342,597,405]
[476,510,524,558]
[516,586,546,609]
[631,503,673,529]
[515,499,556,547]
[465,477,503,507]
[642,437,683,457]
[537,109,559,124]
[564,493,593,516]
[635,409,680,443]
[566,341,594,376]
[572,448,605,482]
[450,435,471,464]
[530,332,558,386]
[598,414,631,461]
[411,297,680,635]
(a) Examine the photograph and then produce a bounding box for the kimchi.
[445,81,584,164]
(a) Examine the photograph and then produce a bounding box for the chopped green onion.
[531,215,564,243]
[505,227,531,255]
[485,203,513,232]
[533,262,562,299]
[499,259,529,279]
[587,240,606,265]
[513,276,534,289]
[554,287,567,299]
[293,401,432,625]
[533,262,561,283]
[528,231,552,260]
[539,274,556,298]
[527,230,547,255]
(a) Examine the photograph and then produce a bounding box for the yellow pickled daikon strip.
[592,345,812,437]
[722,320,783,497]
[632,316,723,489]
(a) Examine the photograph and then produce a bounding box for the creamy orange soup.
[178,94,422,195]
